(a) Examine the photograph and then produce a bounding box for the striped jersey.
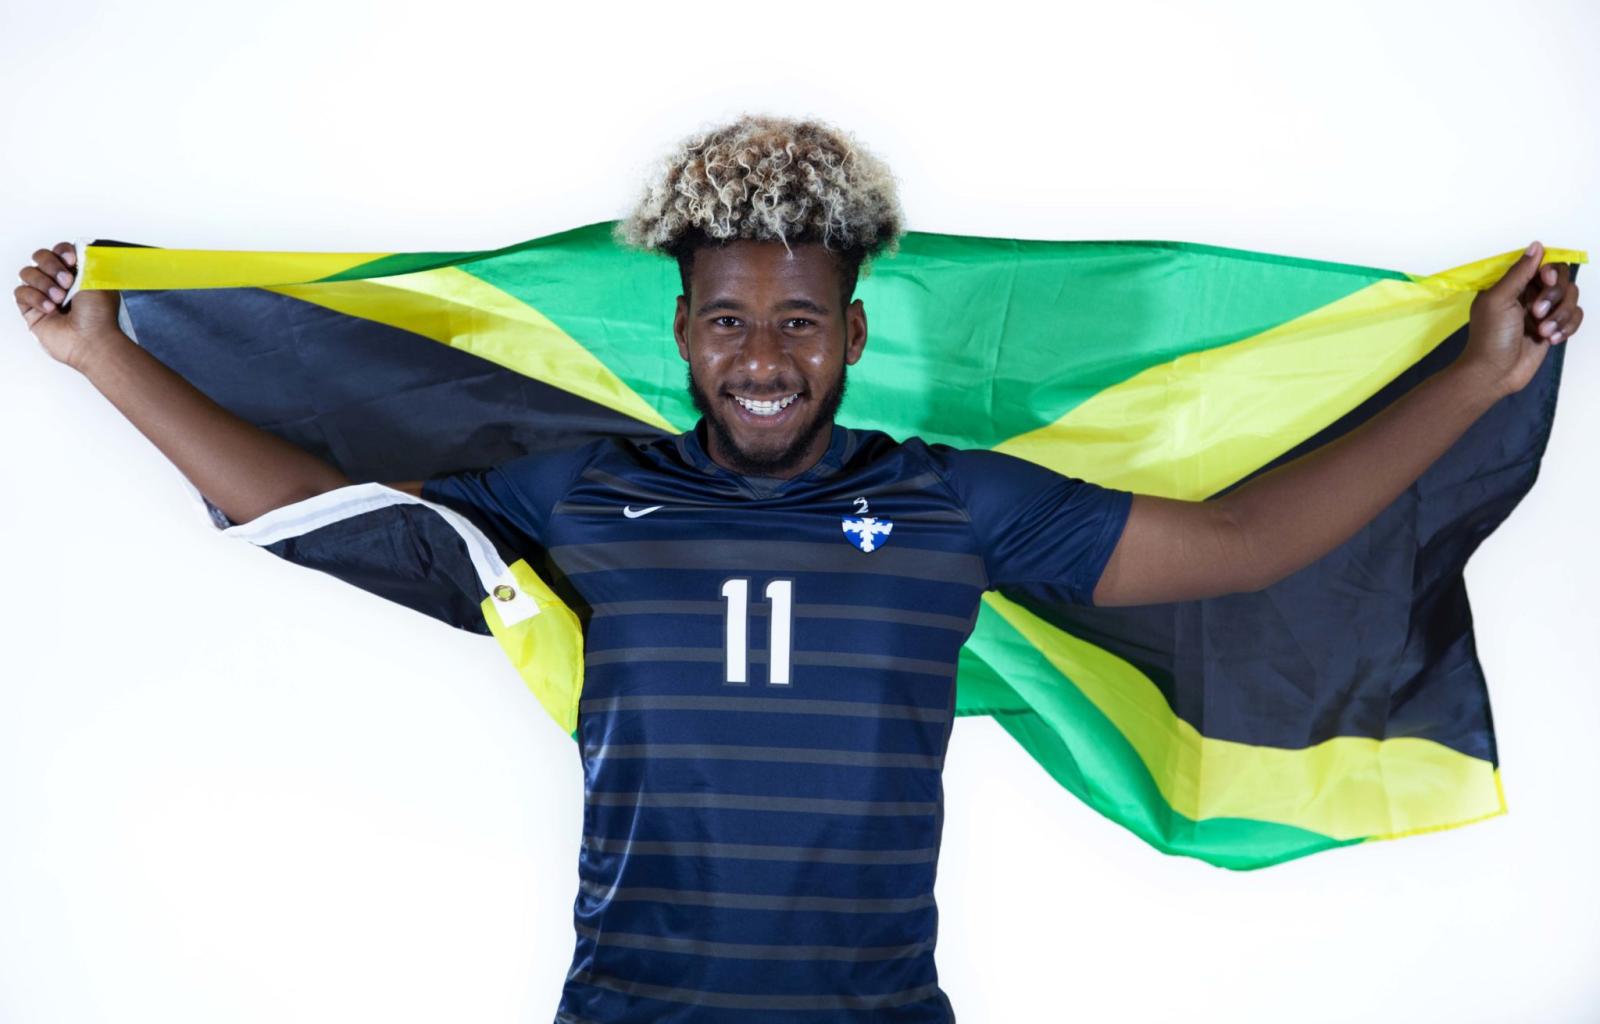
[421,419,1133,1024]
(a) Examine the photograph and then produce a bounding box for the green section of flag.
[463,224,696,428]
[847,233,1399,449]
[958,603,1361,869]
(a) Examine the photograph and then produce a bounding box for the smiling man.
[678,238,863,478]
[14,114,1583,1024]
[412,121,1159,1021]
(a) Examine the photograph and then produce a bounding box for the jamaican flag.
[67,224,1585,870]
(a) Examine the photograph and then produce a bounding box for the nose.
[736,322,791,387]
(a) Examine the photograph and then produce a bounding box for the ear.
[673,293,691,362]
[843,298,868,366]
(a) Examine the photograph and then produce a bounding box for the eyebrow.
[694,297,832,317]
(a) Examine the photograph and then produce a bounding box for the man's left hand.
[1462,240,1584,399]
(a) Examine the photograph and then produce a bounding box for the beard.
[687,362,849,477]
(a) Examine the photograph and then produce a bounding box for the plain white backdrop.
[2,1,1596,1020]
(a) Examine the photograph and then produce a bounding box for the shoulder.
[888,436,1046,488]
[494,435,616,492]
[895,442,1126,533]
[828,429,1045,492]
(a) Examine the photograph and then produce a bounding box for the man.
[14,114,1584,1022]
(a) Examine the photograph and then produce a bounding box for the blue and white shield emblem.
[842,515,893,553]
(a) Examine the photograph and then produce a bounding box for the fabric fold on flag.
[73,224,1586,869]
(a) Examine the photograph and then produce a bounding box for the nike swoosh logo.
[623,505,664,519]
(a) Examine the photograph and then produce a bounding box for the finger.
[19,266,67,304]
[1541,310,1572,338]
[1556,305,1583,342]
[14,282,56,316]
[1487,241,1545,304]
[53,241,76,269]
[1517,272,1542,308]
[1530,264,1570,317]
[15,283,46,326]
[31,247,73,290]
[1544,283,1581,331]
[32,247,73,288]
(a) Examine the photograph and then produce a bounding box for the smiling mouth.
[731,392,801,418]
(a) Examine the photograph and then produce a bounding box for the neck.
[703,421,836,480]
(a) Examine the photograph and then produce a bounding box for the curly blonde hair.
[616,114,904,302]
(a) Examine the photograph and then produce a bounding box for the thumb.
[1485,240,1544,304]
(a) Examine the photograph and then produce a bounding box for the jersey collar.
[679,418,851,497]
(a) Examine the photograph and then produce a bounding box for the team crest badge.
[842,515,894,553]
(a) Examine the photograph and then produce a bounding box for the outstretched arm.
[15,241,353,524]
[1093,241,1583,608]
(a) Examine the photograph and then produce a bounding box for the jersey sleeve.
[419,441,597,552]
[925,445,1134,605]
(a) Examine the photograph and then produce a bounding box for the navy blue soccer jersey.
[421,420,1133,1024]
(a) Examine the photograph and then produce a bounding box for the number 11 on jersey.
[720,578,794,686]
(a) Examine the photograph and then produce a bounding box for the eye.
[711,316,742,328]
[783,318,815,329]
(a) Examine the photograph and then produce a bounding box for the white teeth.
[734,393,798,416]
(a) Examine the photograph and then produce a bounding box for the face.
[674,240,868,478]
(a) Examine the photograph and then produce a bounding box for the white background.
[2,1,1596,1020]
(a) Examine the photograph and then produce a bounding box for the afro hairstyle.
[615,113,905,307]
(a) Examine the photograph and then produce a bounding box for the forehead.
[690,241,842,302]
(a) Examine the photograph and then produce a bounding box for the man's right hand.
[14,241,126,374]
